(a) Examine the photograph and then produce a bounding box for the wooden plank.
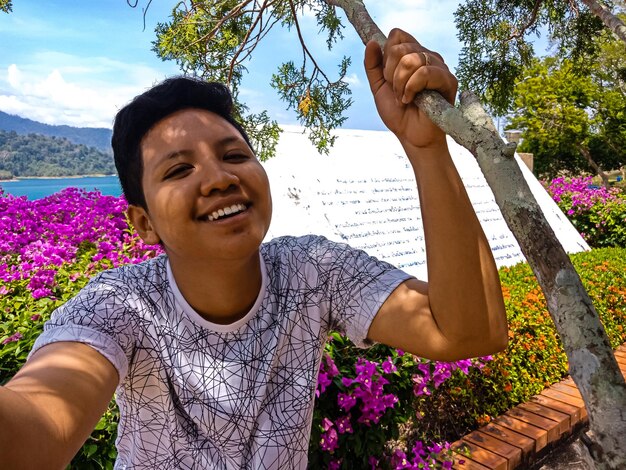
[464,431,522,469]
[452,440,508,470]
[493,414,548,452]
[540,387,586,417]
[551,382,583,399]
[480,423,535,457]
[505,408,560,444]
[530,395,581,426]
[517,401,570,435]
[450,453,491,469]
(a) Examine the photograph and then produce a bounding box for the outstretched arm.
[365,28,508,361]
[0,342,118,469]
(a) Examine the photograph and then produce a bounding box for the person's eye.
[163,164,192,180]
[224,152,250,162]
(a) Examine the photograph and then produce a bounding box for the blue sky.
[0,1,467,131]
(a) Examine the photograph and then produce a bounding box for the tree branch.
[580,0,626,44]
[506,0,543,41]
[287,0,332,84]
[228,0,270,84]
[326,0,626,467]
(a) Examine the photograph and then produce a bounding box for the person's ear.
[128,205,161,245]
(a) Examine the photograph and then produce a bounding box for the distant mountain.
[0,110,112,153]
[0,129,116,179]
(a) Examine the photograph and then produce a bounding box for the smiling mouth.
[199,203,248,222]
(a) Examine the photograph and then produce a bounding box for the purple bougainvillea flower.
[381,357,397,374]
[2,331,23,344]
[337,392,357,412]
[321,417,334,432]
[335,415,353,434]
[328,459,342,470]
[320,427,339,453]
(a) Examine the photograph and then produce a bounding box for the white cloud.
[0,58,176,128]
[7,64,21,88]
[343,73,361,87]
[365,1,462,68]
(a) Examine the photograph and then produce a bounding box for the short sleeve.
[308,237,414,348]
[29,275,138,385]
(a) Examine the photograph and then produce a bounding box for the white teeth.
[204,204,246,221]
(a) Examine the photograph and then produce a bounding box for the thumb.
[364,40,385,96]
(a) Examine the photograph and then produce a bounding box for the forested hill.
[0,130,116,179]
[0,111,112,153]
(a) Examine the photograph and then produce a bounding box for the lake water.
[0,175,122,200]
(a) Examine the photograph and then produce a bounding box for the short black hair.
[111,77,251,209]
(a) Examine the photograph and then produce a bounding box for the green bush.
[2,248,625,468]
[545,176,626,248]
[0,245,119,470]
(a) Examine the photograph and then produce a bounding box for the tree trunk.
[327,0,626,467]
[579,0,626,44]
[578,144,611,189]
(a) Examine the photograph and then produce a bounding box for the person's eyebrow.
[216,135,248,148]
[161,150,187,162]
[155,135,249,165]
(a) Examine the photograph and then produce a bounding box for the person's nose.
[199,159,240,196]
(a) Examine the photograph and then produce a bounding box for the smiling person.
[0,29,507,469]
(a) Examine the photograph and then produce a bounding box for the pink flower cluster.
[0,188,162,299]
[317,354,398,455]
[544,176,622,215]
[412,357,490,397]
[389,441,457,469]
[315,350,492,468]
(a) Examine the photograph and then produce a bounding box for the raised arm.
[0,342,118,469]
[365,29,508,361]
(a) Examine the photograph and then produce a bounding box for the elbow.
[484,332,509,356]
[439,327,509,362]
[476,321,509,357]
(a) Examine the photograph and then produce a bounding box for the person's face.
[129,108,272,265]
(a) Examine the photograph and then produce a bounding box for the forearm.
[0,342,119,470]
[0,385,68,469]
[404,140,508,350]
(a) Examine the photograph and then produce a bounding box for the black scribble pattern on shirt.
[31,235,412,469]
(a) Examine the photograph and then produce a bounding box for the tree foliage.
[508,31,626,178]
[0,130,116,178]
[454,0,615,115]
[152,0,353,157]
[0,0,12,14]
[0,111,113,153]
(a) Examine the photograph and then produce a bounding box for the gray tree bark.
[326,0,626,468]
[580,0,626,44]
[578,144,611,189]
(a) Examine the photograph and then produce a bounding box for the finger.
[385,28,421,51]
[383,43,420,85]
[364,40,385,96]
[421,47,445,65]
[383,43,445,86]
[400,67,457,105]
[383,28,421,78]
[390,51,443,102]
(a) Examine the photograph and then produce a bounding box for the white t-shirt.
[30,235,412,469]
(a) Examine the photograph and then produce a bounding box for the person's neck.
[168,251,262,325]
